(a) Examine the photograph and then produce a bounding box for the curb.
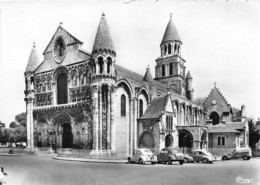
[53,157,127,164]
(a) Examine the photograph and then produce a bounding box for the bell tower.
[91,13,116,152]
[154,14,186,97]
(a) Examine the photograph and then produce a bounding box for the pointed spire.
[25,42,41,73]
[186,71,193,79]
[92,13,116,56]
[143,65,154,83]
[161,14,181,45]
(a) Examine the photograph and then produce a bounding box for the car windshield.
[143,150,153,155]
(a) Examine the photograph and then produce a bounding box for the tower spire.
[25,42,41,73]
[92,13,116,56]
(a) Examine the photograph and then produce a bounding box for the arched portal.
[178,129,193,154]
[210,111,220,125]
[139,132,154,148]
[62,123,73,148]
[165,134,173,148]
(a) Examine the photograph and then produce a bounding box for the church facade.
[24,14,208,158]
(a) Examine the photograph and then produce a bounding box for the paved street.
[0,155,259,185]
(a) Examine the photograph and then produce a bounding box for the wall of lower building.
[113,87,130,157]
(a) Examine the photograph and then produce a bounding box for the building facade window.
[139,99,143,118]
[218,136,225,146]
[98,57,103,74]
[121,94,126,117]
[57,73,68,104]
[162,64,165,77]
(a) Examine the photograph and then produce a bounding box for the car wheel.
[151,162,156,165]
[202,158,208,163]
[243,156,248,160]
[179,160,184,165]
[139,158,144,165]
[222,156,228,161]
[168,161,173,165]
[127,157,132,163]
[184,158,188,163]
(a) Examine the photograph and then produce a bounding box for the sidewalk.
[53,156,127,164]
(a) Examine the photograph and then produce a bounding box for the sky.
[0,0,260,126]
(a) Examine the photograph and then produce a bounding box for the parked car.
[128,149,157,165]
[184,155,194,163]
[189,150,215,163]
[157,148,185,165]
[222,148,252,161]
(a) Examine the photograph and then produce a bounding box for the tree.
[0,121,6,128]
[9,121,18,128]
[249,119,260,149]
[15,112,27,127]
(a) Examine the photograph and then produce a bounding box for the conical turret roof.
[161,15,181,45]
[25,43,41,73]
[143,65,154,83]
[186,71,193,79]
[92,13,115,55]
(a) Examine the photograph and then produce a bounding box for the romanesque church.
[24,13,248,158]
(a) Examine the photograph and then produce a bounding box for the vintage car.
[222,148,252,160]
[189,150,215,163]
[127,149,157,165]
[184,155,194,163]
[157,148,185,165]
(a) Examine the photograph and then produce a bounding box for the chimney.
[241,105,246,117]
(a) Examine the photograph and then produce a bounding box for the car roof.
[136,148,152,151]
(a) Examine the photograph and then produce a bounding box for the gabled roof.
[161,15,181,45]
[43,25,83,55]
[140,95,168,119]
[92,13,115,54]
[204,84,230,111]
[208,122,246,133]
[25,43,41,73]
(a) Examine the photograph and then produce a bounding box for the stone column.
[98,86,102,150]
[110,86,116,152]
[103,60,107,74]
[133,97,138,150]
[107,86,111,150]
[129,99,134,155]
[91,85,99,150]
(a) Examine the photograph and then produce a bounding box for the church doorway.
[165,134,173,148]
[62,123,73,148]
[200,130,207,149]
[178,129,193,154]
[139,132,155,148]
[210,111,220,125]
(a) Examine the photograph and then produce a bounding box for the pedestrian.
[0,167,7,184]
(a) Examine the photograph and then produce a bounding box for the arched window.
[98,57,103,74]
[121,94,126,117]
[107,57,112,74]
[162,64,165,77]
[57,73,68,104]
[139,99,143,118]
[174,43,177,53]
[169,62,173,75]
[168,43,171,54]
[164,45,167,55]
[210,111,220,125]
[222,137,225,145]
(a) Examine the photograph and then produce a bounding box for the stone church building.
[24,13,209,158]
